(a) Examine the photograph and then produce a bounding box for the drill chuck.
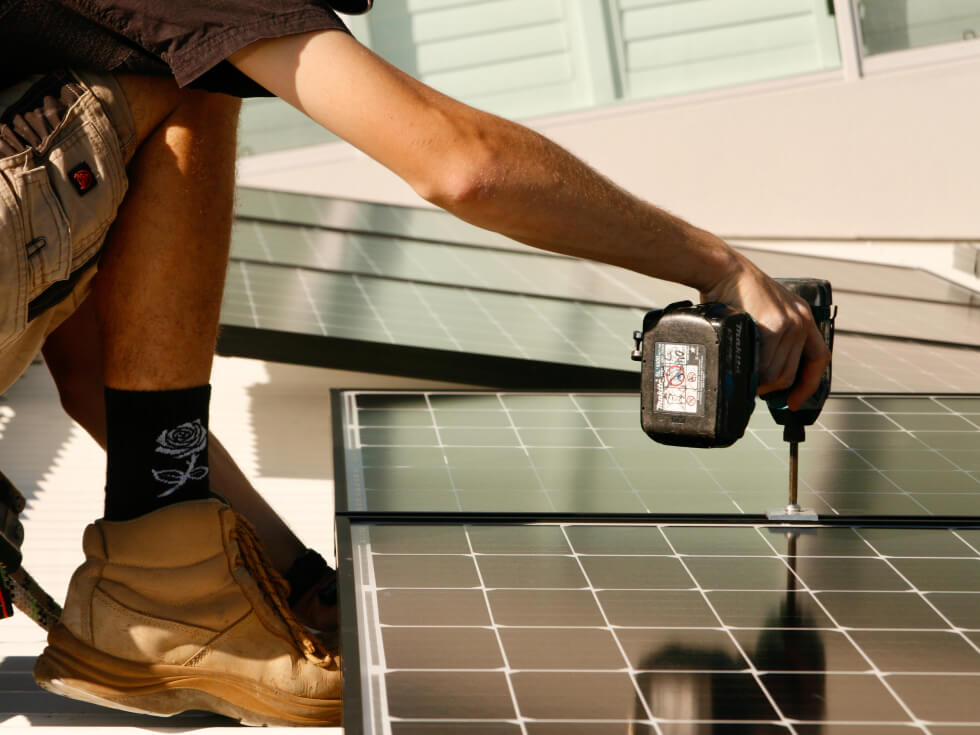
[761,279,836,438]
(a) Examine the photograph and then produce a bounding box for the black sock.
[103,385,212,521]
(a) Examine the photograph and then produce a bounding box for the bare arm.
[229,31,827,407]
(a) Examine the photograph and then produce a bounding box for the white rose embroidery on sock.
[152,419,209,497]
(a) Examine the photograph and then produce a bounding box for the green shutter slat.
[625,14,820,71]
[416,22,569,75]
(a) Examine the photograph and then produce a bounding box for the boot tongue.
[95,499,228,567]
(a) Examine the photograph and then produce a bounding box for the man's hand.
[701,250,830,410]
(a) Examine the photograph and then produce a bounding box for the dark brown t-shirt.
[0,0,350,97]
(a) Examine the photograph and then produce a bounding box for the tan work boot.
[33,499,341,726]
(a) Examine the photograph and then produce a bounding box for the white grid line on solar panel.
[357,524,980,730]
[539,524,660,728]
[352,274,398,343]
[296,268,328,336]
[749,528,927,726]
[461,289,531,359]
[492,395,559,513]
[568,394,655,514]
[506,296,597,366]
[236,261,260,326]
[656,528,815,729]
[460,525,532,735]
[849,396,977,477]
[409,281,465,352]
[852,529,980,650]
[422,393,463,513]
[749,404,936,516]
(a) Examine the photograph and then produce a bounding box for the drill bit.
[767,421,816,520]
[788,440,799,508]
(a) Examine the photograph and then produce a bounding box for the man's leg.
[43,299,338,631]
[33,76,340,725]
[89,77,238,520]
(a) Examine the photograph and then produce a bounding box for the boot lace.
[230,514,338,670]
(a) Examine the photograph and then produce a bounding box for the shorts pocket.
[0,172,28,352]
[0,157,74,352]
[16,164,72,299]
[43,92,127,267]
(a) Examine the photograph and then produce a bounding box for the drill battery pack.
[632,301,759,448]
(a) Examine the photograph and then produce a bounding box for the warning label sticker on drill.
[653,342,706,415]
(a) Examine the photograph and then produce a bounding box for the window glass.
[859,0,980,56]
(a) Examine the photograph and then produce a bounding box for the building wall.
[238,51,980,241]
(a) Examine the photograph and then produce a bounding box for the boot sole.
[34,624,341,727]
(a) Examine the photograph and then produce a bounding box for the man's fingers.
[785,320,831,410]
[757,298,810,394]
[758,329,804,395]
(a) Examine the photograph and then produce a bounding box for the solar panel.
[234,188,979,307]
[339,519,980,733]
[228,219,980,348]
[218,261,980,391]
[336,391,980,518]
[218,261,644,387]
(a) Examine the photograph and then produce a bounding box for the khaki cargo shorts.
[0,70,134,393]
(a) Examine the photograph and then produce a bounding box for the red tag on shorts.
[69,162,97,195]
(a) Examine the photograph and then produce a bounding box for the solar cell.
[340,520,980,733]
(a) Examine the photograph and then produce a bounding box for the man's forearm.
[426,115,739,296]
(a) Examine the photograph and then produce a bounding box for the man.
[4,0,829,726]
[0,70,342,724]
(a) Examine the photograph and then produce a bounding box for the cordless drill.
[630,278,835,518]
